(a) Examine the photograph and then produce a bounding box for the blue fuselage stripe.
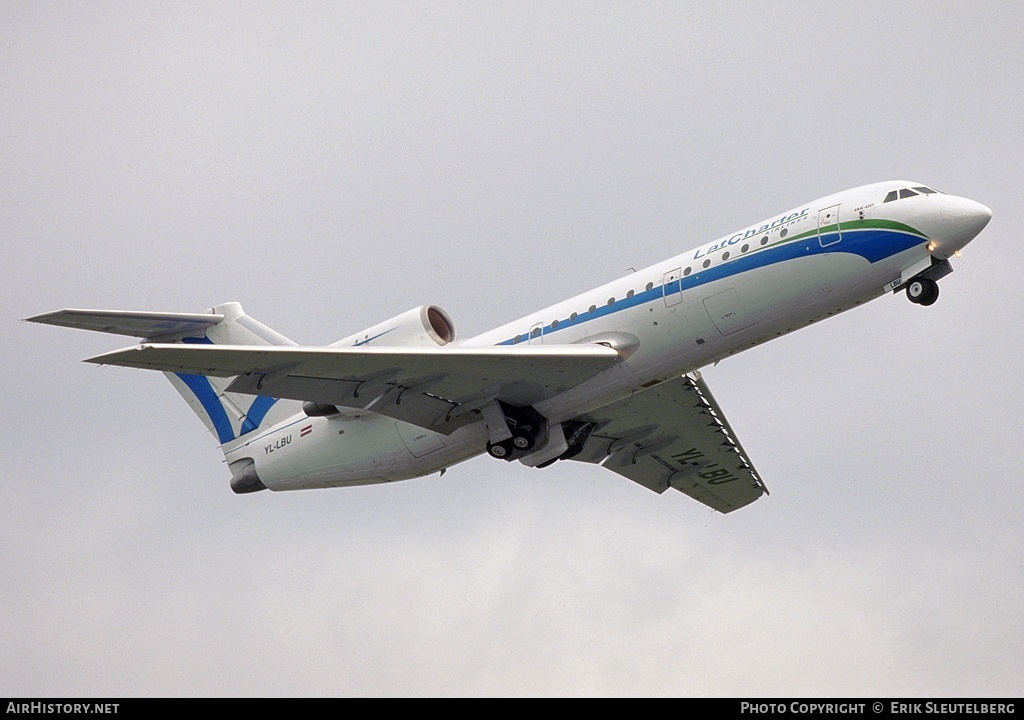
[499,227,924,345]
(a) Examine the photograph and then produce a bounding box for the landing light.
[955,250,962,258]
[927,242,937,252]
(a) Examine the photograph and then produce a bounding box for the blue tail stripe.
[175,373,235,444]
[180,334,278,441]
[241,395,278,435]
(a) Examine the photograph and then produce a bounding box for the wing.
[568,372,767,513]
[85,343,622,433]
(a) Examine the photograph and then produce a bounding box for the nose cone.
[938,196,992,254]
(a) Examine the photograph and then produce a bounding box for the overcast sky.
[3,1,1022,697]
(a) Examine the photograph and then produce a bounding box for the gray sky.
[3,1,1022,696]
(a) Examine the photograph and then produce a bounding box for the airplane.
[27,181,991,513]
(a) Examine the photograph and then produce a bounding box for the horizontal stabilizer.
[26,308,223,339]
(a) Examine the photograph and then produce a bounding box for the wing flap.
[571,372,767,513]
[86,343,623,433]
[226,372,462,429]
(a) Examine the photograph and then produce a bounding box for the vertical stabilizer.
[160,303,301,449]
[27,302,303,450]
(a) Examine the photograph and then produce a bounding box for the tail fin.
[27,302,302,449]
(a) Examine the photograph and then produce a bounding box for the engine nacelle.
[331,305,456,348]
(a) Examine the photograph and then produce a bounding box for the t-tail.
[26,303,302,490]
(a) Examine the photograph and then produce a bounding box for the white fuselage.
[225,181,990,490]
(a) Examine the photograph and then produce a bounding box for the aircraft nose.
[942,196,992,246]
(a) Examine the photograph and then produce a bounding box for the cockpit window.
[885,186,942,204]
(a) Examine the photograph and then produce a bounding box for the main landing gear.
[906,277,939,306]
[485,404,596,468]
[486,403,542,460]
[485,434,534,459]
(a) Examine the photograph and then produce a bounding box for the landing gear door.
[818,204,841,247]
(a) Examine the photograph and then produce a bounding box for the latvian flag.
[300,424,313,438]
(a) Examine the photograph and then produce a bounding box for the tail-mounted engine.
[331,305,456,348]
[303,305,457,418]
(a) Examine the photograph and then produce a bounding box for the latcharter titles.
[693,208,809,260]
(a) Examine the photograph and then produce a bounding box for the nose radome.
[942,196,992,246]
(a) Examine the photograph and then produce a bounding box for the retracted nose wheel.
[906,277,939,306]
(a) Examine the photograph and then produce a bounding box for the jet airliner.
[29,181,991,513]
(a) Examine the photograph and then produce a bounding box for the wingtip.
[24,309,63,324]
